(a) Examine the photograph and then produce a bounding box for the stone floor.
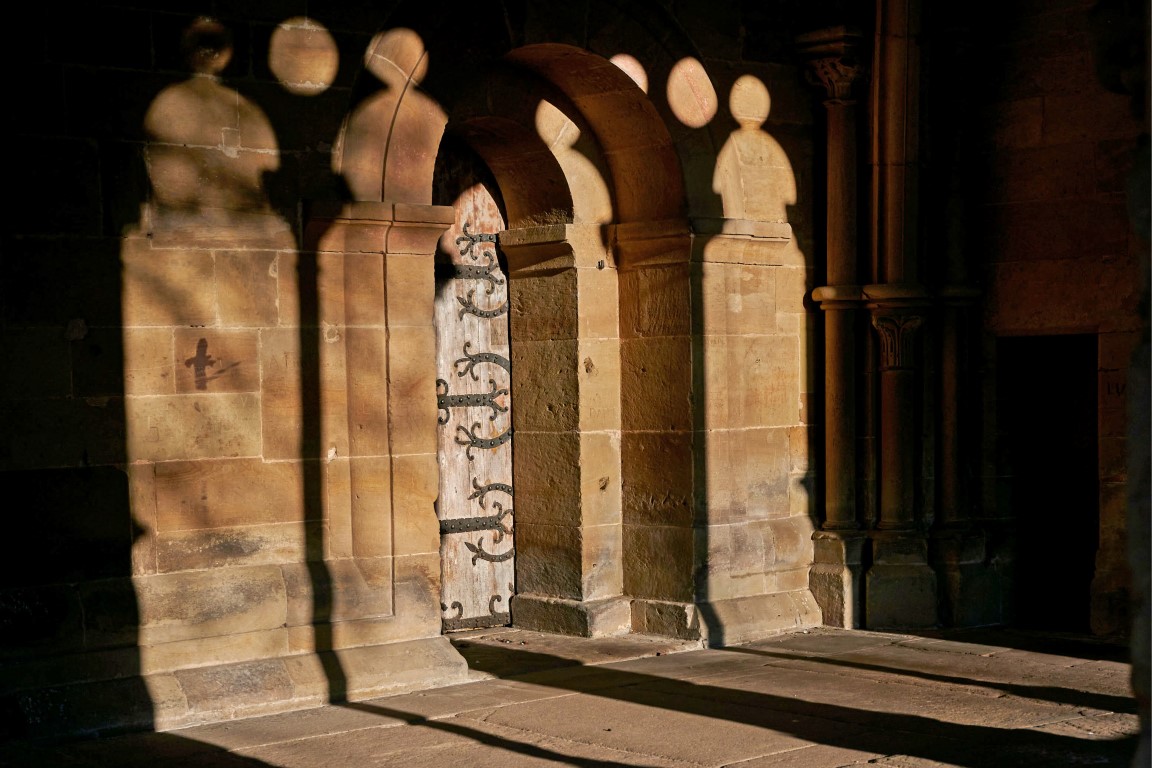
[2,627,1142,768]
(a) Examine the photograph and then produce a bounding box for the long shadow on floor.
[723,645,1137,715]
[6,634,1137,767]
[425,641,1137,768]
[0,731,276,768]
[905,627,1132,662]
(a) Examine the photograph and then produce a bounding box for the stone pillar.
[798,27,867,628]
[862,0,938,629]
[299,200,469,692]
[688,215,822,646]
[612,220,702,641]
[499,223,631,637]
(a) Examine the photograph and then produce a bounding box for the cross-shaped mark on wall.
[184,338,216,391]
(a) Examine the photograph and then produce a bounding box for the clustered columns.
[862,0,938,629]
[798,27,867,628]
[801,2,942,632]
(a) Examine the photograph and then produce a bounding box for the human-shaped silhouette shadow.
[712,74,796,225]
[337,28,447,203]
[143,17,290,241]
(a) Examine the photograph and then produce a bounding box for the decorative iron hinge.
[440,595,511,632]
[464,536,514,565]
[436,378,508,425]
[455,223,498,260]
[469,477,513,508]
[450,252,505,294]
[439,502,512,542]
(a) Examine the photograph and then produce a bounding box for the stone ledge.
[691,217,792,241]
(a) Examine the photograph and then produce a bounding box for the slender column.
[862,0,938,629]
[871,310,922,529]
[799,28,867,628]
[936,288,979,527]
[871,0,921,286]
[799,28,865,531]
[867,0,928,533]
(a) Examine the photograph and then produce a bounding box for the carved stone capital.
[805,56,864,102]
[871,312,923,370]
[797,26,866,103]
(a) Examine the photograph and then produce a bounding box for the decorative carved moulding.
[796,26,866,102]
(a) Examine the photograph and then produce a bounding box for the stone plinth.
[809,530,866,628]
[866,532,938,629]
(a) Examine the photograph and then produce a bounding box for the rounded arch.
[503,43,686,225]
[331,24,705,246]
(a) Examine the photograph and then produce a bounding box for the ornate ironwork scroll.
[440,595,509,631]
[457,288,509,320]
[454,341,511,380]
[454,421,512,461]
[464,536,514,565]
[455,222,498,260]
[469,477,513,508]
[451,253,505,294]
[439,502,513,542]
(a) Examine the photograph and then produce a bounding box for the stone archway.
[330,12,820,646]
[432,45,697,637]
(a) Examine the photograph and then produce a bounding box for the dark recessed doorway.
[997,334,1099,633]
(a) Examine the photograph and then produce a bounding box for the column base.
[866,532,938,629]
[1091,569,1133,637]
[510,594,631,638]
[630,599,705,641]
[809,530,867,628]
[931,529,1005,627]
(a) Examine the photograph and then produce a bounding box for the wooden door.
[433,153,514,632]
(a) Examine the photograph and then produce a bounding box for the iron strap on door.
[435,222,514,633]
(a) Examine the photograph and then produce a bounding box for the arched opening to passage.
[333,14,816,646]
[423,44,697,637]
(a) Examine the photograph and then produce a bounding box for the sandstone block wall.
[1,0,835,736]
[967,1,1146,635]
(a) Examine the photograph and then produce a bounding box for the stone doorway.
[998,334,1100,633]
[433,142,515,632]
